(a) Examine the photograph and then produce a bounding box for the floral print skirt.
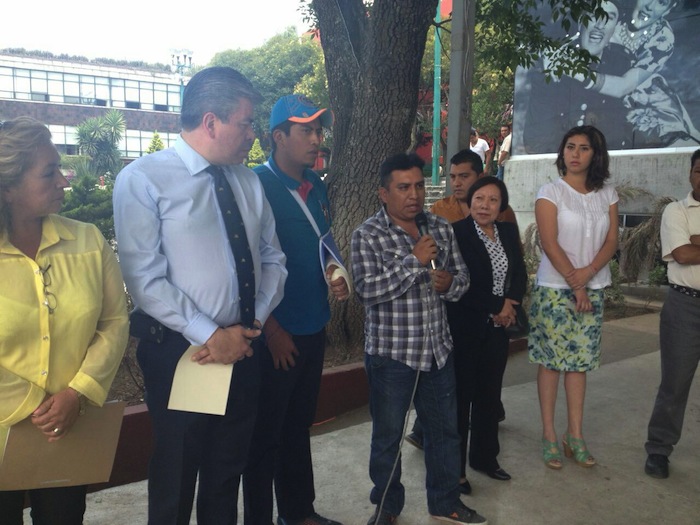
[527,285,605,372]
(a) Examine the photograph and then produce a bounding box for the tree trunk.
[312,0,439,355]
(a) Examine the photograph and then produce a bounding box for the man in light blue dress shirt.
[113,67,287,525]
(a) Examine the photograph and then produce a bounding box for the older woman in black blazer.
[449,176,527,488]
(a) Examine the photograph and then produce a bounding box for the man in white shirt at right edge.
[645,149,700,480]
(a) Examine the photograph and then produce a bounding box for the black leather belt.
[670,284,700,298]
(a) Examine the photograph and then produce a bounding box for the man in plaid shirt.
[351,153,488,525]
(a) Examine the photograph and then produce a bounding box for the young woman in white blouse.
[528,126,619,469]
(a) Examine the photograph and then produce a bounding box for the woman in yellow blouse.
[0,117,129,524]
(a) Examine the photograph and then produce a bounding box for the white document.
[0,401,125,490]
[167,345,233,415]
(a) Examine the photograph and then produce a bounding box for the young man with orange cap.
[243,94,349,525]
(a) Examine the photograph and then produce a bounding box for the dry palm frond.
[619,196,675,280]
[522,222,541,258]
[522,222,542,274]
[615,184,653,206]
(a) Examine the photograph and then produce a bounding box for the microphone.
[415,212,437,270]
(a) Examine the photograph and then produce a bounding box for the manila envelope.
[0,401,125,490]
[167,345,234,415]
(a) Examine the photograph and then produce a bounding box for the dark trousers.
[243,329,326,524]
[646,289,700,457]
[0,486,87,525]
[459,325,509,473]
[137,331,260,525]
[410,325,509,476]
[365,353,460,517]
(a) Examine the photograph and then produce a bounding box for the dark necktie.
[206,165,256,326]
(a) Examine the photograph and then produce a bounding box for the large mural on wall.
[513,0,700,155]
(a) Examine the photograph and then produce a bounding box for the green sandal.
[562,432,596,467]
[542,438,563,470]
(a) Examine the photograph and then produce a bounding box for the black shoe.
[430,501,488,524]
[278,513,342,525]
[405,432,424,450]
[487,468,511,481]
[475,467,511,481]
[367,507,397,525]
[459,479,472,495]
[645,454,669,479]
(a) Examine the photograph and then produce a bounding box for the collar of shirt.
[0,214,75,255]
[686,190,700,208]
[473,219,501,245]
[174,136,213,178]
[266,156,316,201]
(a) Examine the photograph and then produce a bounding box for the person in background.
[243,94,348,525]
[528,125,618,470]
[351,152,486,525]
[431,149,518,226]
[469,128,492,172]
[0,116,129,524]
[449,176,527,486]
[495,124,512,181]
[480,131,495,173]
[644,149,700,479]
[113,67,287,525]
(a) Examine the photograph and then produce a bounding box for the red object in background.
[314,148,330,172]
[441,0,453,18]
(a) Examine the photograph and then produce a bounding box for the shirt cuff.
[183,314,221,347]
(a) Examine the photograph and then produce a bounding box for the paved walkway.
[42,312,700,524]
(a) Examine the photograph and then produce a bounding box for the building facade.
[0,52,184,159]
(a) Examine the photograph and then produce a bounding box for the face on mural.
[580,1,620,57]
[631,0,676,31]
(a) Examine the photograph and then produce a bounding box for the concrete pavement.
[45,312,700,525]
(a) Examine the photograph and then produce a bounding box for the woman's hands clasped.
[31,388,82,442]
[494,298,520,327]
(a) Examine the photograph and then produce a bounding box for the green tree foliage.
[146,131,165,154]
[209,28,324,140]
[246,138,266,168]
[60,156,115,242]
[75,109,125,177]
[294,47,330,114]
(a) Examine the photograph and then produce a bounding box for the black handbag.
[503,238,529,339]
[504,303,529,339]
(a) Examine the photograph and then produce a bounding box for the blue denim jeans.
[365,352,461,516]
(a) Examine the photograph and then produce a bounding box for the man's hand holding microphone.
[414,212,453,293]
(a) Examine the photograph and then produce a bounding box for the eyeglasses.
[39,264,57,314]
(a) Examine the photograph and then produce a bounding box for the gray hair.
[180,67,262,131]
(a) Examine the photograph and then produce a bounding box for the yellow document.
[167,345,233,415]
[0,401,125,490]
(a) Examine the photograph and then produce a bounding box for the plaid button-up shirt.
[351,207,470,371]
